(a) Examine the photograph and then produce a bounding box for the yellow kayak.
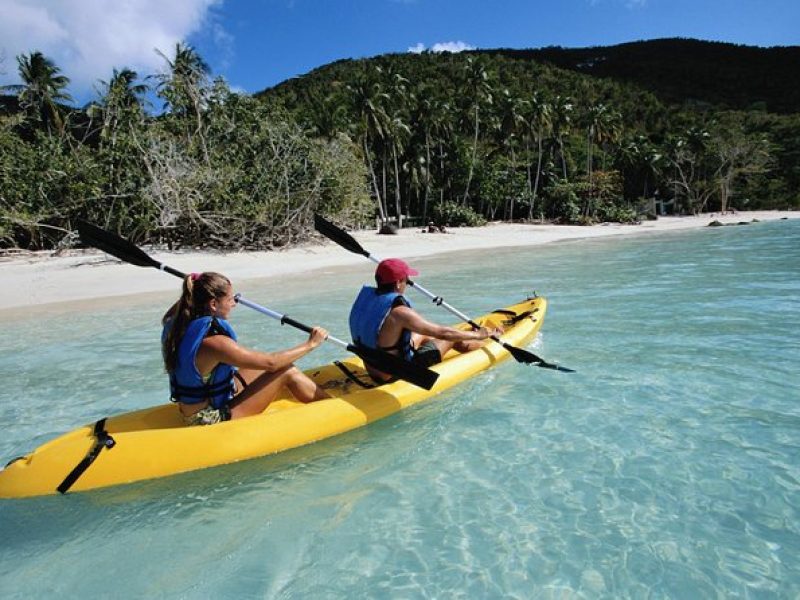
[0,296,546,498]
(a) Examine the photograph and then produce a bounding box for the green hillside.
[487,38,800,114]
[1,39,798,251]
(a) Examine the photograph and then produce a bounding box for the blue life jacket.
[349,286,413,361]
[164,316,238,408]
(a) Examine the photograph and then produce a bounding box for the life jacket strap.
[170,378,235,400]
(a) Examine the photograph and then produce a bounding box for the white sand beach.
[1,211,797,313]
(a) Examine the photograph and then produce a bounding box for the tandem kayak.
[0,296,547,498]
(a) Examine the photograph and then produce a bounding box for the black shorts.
[367,341,442,386]
[411,340,442,368]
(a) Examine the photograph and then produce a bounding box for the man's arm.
[389,305,498,342]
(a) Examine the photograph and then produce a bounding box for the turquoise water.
[1,220,799,598]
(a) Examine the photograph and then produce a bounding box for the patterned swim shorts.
[182,405,231,426]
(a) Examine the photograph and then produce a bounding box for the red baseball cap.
[375,258,419,284]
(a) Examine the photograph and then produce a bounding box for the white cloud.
[0,0,224,101]
[407,41,476,54]
[431,41,475,53]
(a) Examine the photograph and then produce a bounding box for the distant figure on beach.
[421,221,449,234]
[348,258,502,383]
[162,272,329,425]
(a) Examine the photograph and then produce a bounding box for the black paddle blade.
[314,214,371,258]
[77,221,186,279]
[348,343,439,390]
[502,341,575,372]
[77,220,159,269]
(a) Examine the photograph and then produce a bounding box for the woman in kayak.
[162,272,330,426]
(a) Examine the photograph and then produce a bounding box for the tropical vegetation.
[1,39,798,251]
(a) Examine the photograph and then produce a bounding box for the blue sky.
[1,0,798,106]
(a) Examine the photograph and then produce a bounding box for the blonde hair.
[161,272,231,373]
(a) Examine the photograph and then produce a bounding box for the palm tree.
[461,57,493,206]
[303,86,346,140]
[617,135,662,206]
[585,103,606,184]
[428,97,454,212]
[93,68,148,206]
[6,51,72,134]
[383,68,411,226]
[97,68,147,140]
[550,95,573,180]
[154,43,211,158]
[525,92,551,219]
[583,104,624,218]
[387,114,411,225]
[494,88,525,220]
[409,92,451,221]
[348,70,391,222]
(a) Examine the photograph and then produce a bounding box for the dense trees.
[1,46,370,249]
[1,39,798,251]
[268,48,796,228]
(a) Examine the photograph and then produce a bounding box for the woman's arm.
[197,327,328,373]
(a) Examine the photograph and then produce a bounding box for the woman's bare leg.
[230,366,329,419]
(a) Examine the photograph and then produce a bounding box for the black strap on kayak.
[57,418,116,494]
[491,307,539,326]
[334,361,377,389]
[505,308,539,325]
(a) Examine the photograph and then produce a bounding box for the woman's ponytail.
[161,272,232,373]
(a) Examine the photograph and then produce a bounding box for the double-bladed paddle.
[314,213,575,372]
[76,220,439,390]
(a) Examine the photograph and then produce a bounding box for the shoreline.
[2,211,797,313]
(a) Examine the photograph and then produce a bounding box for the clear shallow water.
[1,220,799,598]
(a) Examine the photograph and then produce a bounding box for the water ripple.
[2,220,800,597]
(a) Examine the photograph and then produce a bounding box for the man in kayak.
[162,272,330,426]
[349,258,503,383]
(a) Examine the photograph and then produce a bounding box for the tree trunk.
[462,103,480,205]
[439,139,446,208]
[423,132,432,221]
[533,133,544,219]
[382,148,388,218]
[364,136,386,222]
[392,144,403,228]
[509,145,517,222]
[525,134,533,219]
[585,129,593,218]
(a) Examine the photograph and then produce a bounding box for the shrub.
[432,201,487,227]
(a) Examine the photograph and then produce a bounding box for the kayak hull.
[0,297,547,498]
